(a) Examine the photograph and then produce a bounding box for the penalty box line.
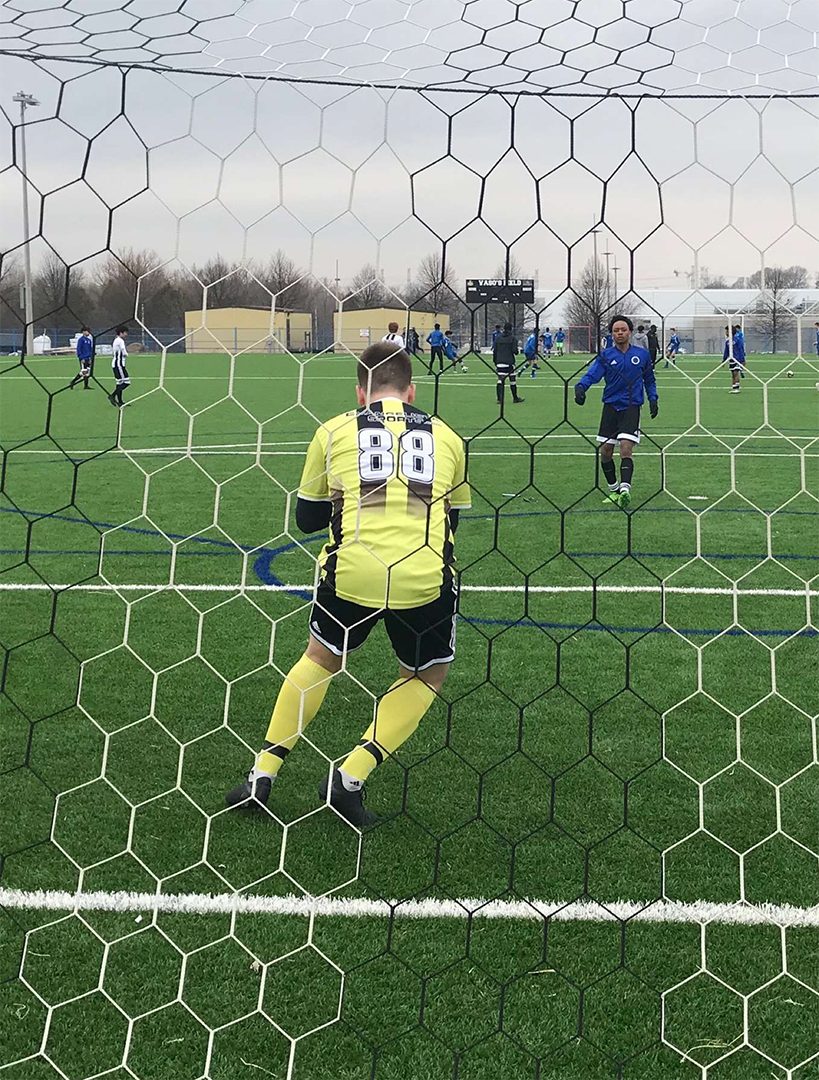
[0,583,816,598]
[0,887,816,929]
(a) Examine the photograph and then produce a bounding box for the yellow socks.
[340,678,436,784]
[253,656,333,778]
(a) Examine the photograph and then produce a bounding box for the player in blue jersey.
[492,325,502,347]
[574,316,658,509]
[665,329,681,367]
[724,324,747,393]
[541,328,554,358]
[555,328,566,356]
[69,326,95,390]
[815,322,819,356]
[524,329,539,377]
[426,323,446,373]
[603,330,613,350]
[444,329,467,372]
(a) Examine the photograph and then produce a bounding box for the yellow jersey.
[298,397,471,609]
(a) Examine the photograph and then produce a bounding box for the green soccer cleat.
[618,489,632,509]
[602,491,621,505]
[225,773,272,810]
[319,769,378,828]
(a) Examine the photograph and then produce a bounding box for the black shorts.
[597,403,641,446]
[309,581,457,671]
[113,360,130,386]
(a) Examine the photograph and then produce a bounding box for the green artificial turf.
[0,349,817,1079]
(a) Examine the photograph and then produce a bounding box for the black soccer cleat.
[225,773,272,810]
[108,393,119,408]
[319,769,378,828]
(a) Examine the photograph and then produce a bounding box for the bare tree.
[0,255,24,337]
[753,266,802,352]
[346,263,386,309]
[406,252,459,314]
[259,250,301,294]
[747,265,808,290]
[32,251,90,328]
[192,255,251,309]
[257,250,314,311]
[565,257,638,349]
[93,248,171,330]
[565,257,608,349]
[700,267,727,288]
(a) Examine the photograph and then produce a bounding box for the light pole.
[602,250,613,313]
[591,226,601,350]
[13,90,39,357]
[613,264,620,305]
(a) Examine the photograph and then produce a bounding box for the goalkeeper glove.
[574,386,586,406]
[649,399,659,419]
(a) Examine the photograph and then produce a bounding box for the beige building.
[333,308,449,353]
[184,307,313,354]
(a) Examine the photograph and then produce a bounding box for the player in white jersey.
[381,322,405,350]
[109,326,130,408]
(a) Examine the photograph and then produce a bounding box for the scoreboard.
[465,278,535,304]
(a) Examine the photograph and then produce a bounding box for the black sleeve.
[448,509,460,534]
[295,497,331,534]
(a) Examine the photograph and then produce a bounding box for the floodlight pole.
[603,251,613,313]
[591,226,602,350]
[613,265,620,304]
[13,90,39,357]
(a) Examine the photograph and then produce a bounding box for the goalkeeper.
[226,341,471,827]
[574,315,658,509]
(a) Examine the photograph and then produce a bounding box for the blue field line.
[0,548,235,557]
[0,506,260,554]
[2,505,816,580]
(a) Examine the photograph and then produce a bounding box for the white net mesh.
[1,2,817,1078]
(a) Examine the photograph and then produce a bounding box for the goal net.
[1,3,817,1079]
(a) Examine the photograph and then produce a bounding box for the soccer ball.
[786,370,794,378]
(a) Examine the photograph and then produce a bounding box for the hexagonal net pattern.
[1,3,818,1079]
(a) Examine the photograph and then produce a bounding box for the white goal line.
[0,888,815,928]
[9,444,818,460]
[1,583,816,598]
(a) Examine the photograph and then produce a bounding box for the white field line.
[0,583,816,598]
[6,432,814,445]
[0,887,815,928]
[8,446,817,460]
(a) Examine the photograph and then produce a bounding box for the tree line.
[0,247,814,352]
[0,249,462,345]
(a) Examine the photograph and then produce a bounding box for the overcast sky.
[1,0,818,298]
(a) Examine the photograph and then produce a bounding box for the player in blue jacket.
[574,315,658,509]
[724,324,747,393]
[665,329,681,367]
[427,323,446,373]
[444,330,467,372]
[555,328,566,356]
[69,326,95,390]
[541,328,553,358]
[524,330,540,377]
[815,321,819,356]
